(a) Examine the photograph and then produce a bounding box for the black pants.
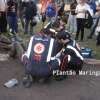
[60,54,83,72]
[0,12,7,33]
[22,55,60,78]
[97,32,100,46]
[68,58,83,72]
[75,18,85,41]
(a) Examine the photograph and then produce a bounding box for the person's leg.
[11,16,17,33]
[80,19,85,41]
[73,15,77,34]
[7,16,13,32]
[19,12,24,29]
[11,16,23,42]
[0,12,2,33]
[68,57,83,75]
[9,16,18,34]
[2,12,7,32]
[53,54,69,81]
[3,12,7,32]
[30,19,34,35]
[96,32,100,46]
[22,55,33,88]
[88,17,100,39]
[24,18,30,34]
[13,16,18,33]
[0,12,4,33]
[75,18,81,40]
[68,15,77,34]
[22,72,33,88]
[69,14,74,33]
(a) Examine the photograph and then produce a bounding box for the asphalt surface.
[0,57,100,100]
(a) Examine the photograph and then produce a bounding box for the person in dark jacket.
[21,28,61,88]
[18,0,28,29]
[24,0,37,35]
[57,30,84,74]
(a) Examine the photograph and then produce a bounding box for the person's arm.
[86,4,94,16]
[22,36,34,59]
[6,1,10,9]
[16,2,19,16]
[96,6,100,11]
[96,1,100,11]
[75,5,78,14]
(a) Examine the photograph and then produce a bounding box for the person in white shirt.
[75,0,93,41]
[0,0,7,33]
[0,0,7,12]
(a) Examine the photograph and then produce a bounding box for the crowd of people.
[0,0,100,87]
[0,0,100,42]
[0,0,37,35]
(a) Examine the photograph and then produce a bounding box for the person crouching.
[21,28,61,88]
[56,30,84,74]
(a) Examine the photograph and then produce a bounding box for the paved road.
[0,58,100,100]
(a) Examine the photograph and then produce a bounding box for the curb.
[84,58,100,65]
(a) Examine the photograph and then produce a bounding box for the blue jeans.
[7,16,18,33]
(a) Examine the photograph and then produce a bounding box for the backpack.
[84,11,93,28]
[81,47,93,58]
[46,4,56,17]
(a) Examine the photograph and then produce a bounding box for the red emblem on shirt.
[34,43,45,54]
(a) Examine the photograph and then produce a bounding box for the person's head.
[40,28,52,36]
[9,0,14,2]
[52,17,66,32]
[61,0,64,3]
[87,0,93,3]
[73,0,77,3]
[79,0,86,4]
[52,19,60,29]
[56,31,71,45]
[41,27,57,38]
